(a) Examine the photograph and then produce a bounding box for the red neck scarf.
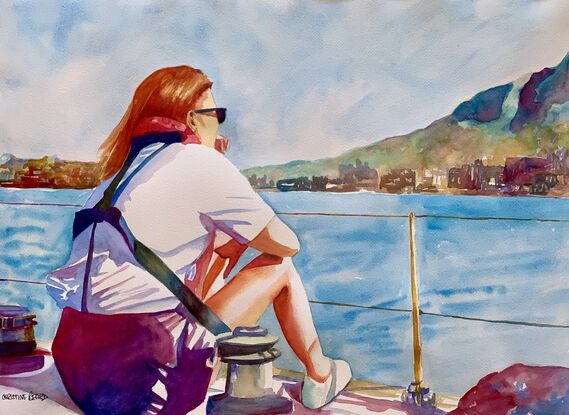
[132,116,229,154]
[132,116,201,145]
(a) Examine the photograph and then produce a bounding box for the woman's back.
[47,141,274,314]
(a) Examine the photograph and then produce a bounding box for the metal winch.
[0,305,38,357]
[207,326,293,415]
[0,304,46,376]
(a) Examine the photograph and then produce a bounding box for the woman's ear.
[186,110,198,133]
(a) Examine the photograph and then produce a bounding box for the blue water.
[1,188,568,397]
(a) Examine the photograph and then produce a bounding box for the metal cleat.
[401,381,437,408]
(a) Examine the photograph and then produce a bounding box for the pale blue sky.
[1,0,568,168]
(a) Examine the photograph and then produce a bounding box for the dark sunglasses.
[192,107,227,124]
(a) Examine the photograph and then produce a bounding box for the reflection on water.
[1,189,568,396]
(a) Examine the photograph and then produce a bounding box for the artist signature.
[2,392,48,401]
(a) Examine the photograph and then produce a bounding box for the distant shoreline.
[255,188,569,199]
[1,184,568,198]
[0,183,95,190]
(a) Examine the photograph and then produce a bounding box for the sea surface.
[1,188,568,397]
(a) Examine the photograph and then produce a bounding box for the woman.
[47,66,351,414]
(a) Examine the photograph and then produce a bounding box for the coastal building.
[0,159,99,189]
[276,177,311,192]
[503,156,558,194]
[310,176,328,191]
[546,149,569,184]
[448,160,503,191]
[380,168,416,193]
[249,174,277,190]
[448,166,469,189]
[422,169,447,187]
[418,169,447,192]
[338,160,379,190]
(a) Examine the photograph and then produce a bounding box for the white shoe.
[301,359,352,409]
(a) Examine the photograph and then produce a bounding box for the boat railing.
[1,200,569,405]
[274,209,569,404]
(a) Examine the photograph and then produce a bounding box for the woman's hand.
[215,135,229,154]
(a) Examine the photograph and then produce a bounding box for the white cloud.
[1,0,569,168]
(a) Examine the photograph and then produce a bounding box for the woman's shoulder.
[123,143,246,198]
[168,144,241,173]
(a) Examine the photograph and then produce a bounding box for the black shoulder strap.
[131,239,229,335]
[76,133,230,336]
[96,132,181,212]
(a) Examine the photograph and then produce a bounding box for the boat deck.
[0,353,458,414]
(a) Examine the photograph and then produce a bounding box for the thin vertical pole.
[408,212,423,401]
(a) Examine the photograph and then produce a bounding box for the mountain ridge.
[243,52,569,181]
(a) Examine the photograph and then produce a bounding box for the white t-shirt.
[47,143,275,314]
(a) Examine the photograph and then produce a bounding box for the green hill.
[243,52,569,182]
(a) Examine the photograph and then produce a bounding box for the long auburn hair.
[97,66,212,181]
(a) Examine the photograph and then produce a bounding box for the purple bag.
[53,307,215,415]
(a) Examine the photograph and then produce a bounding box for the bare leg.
[205,254,332,381]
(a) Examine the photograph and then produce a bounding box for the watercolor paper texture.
[1,1,569,414]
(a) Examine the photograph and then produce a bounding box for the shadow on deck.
[0,354,458,415]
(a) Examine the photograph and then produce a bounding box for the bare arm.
[201,216,298,299]
[248,216,300,257]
